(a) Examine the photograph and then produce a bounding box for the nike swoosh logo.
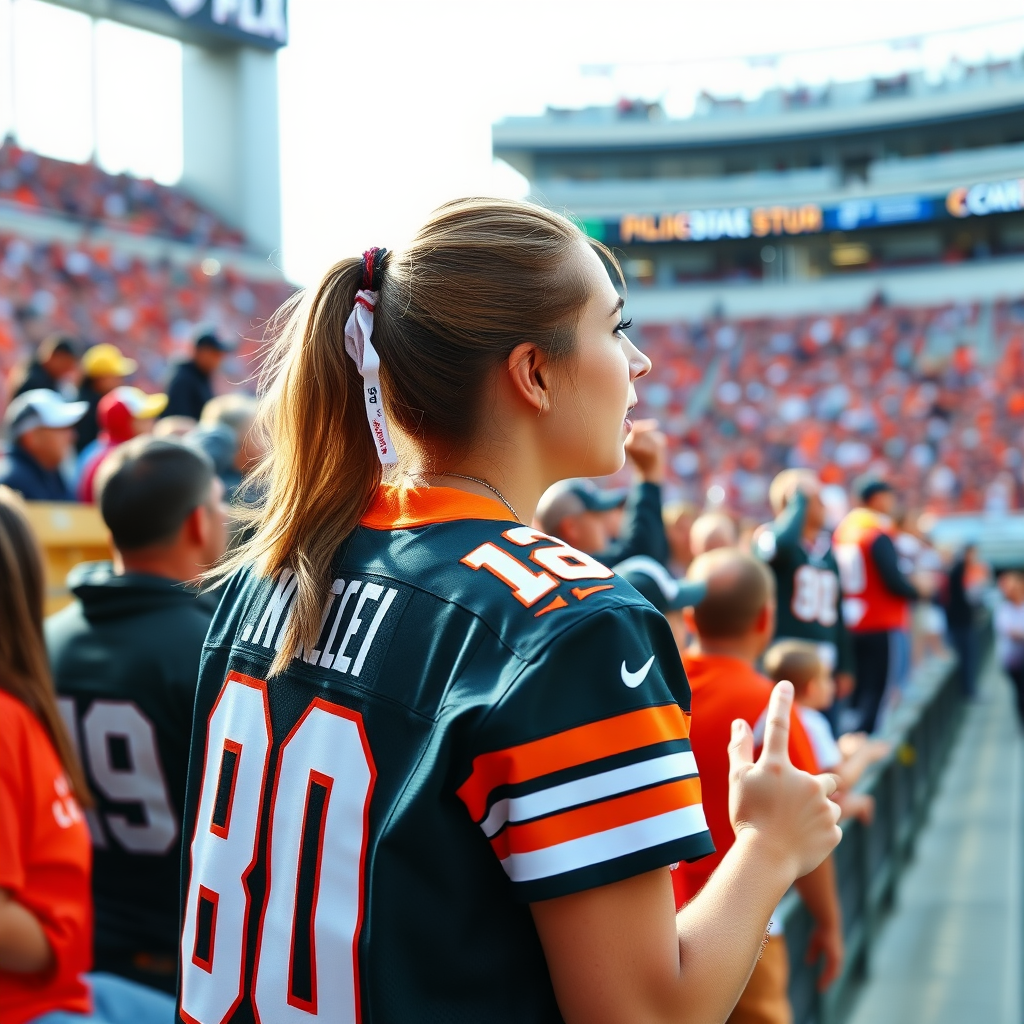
[621,655,656,688]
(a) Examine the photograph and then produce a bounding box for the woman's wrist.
[730,826,802,895]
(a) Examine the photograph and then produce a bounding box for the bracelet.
[756,923,772,961]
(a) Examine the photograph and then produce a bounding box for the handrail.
[778,616,989,1024]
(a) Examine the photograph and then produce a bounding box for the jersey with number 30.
[177,485,713,1024]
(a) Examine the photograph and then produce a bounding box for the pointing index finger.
[760,680,794,764]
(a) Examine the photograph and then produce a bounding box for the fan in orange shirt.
[673,548,844,1024]
[0,487,174,1024]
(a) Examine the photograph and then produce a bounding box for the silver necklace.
[439,473,521,522]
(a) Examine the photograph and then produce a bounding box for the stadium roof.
[494,68,1024,160]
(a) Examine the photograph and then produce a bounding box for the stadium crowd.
[0,158,1010,1024]
[637,300,1024,519]
[0,141,246,249]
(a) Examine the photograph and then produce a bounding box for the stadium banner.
[946,178,1024,219]
[583,179,1024,246]
[46,0,286,50]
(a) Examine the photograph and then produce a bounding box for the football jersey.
[832,508,910,633]
[755,490,852,675]
[177,485,713,1024]
[47,563,217,958]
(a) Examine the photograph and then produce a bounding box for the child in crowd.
[764,639,890,824]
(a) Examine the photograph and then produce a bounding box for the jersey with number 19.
[177,486,713,1024]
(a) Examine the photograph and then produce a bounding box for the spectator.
[613,554,707,650]
[663,500,697,574]
[674,548,844,1021]
[11,334,79,400]
[47,437,228,996]
[995,571,1024,728]
[689,510,737,556]
[198,393,263,497]
[0,485,175,1024]
[833,478,919,733]
[535,419,670,565]
[161,332,234,421]
[151,417,196,440]
[76,345,137,453]
[75,387,167,503]
[763,639,889,825]
[0,389,87,501]
[755,469,854,703]
[941,544,985,698]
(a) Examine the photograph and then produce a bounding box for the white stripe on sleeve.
[500,803,709,883]
[480,750,698,838]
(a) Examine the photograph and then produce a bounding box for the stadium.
[495,60,1024,525]
[0,5,1020,1024]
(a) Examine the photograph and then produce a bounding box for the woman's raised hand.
[728,681,842,880]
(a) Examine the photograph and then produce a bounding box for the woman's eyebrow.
[610,297,625,317]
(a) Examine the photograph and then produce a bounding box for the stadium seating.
[0,139,246,248]
[635,299,1024,518]
[0,142,296,401]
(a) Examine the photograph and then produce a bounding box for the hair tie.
[344,248,398,465]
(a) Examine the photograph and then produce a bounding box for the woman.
[0,487,172,1024]
[180,199,840,1024]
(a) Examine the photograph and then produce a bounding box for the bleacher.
[0,145,296,400]
[635,299,1024,518]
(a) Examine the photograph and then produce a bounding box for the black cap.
[195,331,235,353]
[855,475,894,503]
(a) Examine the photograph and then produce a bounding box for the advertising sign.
[618,203,823,244]
[946,179,1024,218]
[50,0,287,49]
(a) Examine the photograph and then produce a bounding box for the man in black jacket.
[535,418,670,566]
[161,331,234,421]
[11,333,79,398]
[47,437,228,994]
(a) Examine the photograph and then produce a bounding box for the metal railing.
[781,620,990,1024]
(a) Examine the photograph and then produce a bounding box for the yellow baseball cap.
[81,343,137,379]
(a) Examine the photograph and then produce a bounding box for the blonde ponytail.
[222,260,382,675]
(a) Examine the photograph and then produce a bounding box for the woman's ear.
[506,342,551,413]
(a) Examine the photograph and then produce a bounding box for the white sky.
[2,0,1024,283]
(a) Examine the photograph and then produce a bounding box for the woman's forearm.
[674,831,795,1023]
[0,891,53,973]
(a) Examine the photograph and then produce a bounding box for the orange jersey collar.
[360,483,518,531]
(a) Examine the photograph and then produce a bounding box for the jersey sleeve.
[456,604,714,903]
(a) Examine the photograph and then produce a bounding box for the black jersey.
[755,491,853,675]
[46,564,216,956]
[177,486,712,1024]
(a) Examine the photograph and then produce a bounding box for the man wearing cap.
[12,334,80,399]
[76,343,138,453]
[833,477,919,733]
[535,418,670,566]
[0,389,88,501]
[161,331,233,422]
[76,386,169,503]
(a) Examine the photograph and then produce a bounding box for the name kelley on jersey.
[240,569,400,676]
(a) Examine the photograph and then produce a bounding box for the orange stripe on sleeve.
[457,704,689,822]
[489,776,704,859]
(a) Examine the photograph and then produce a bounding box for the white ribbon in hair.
[344,289,398,465]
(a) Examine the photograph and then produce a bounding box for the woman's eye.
[615,318,633,335]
